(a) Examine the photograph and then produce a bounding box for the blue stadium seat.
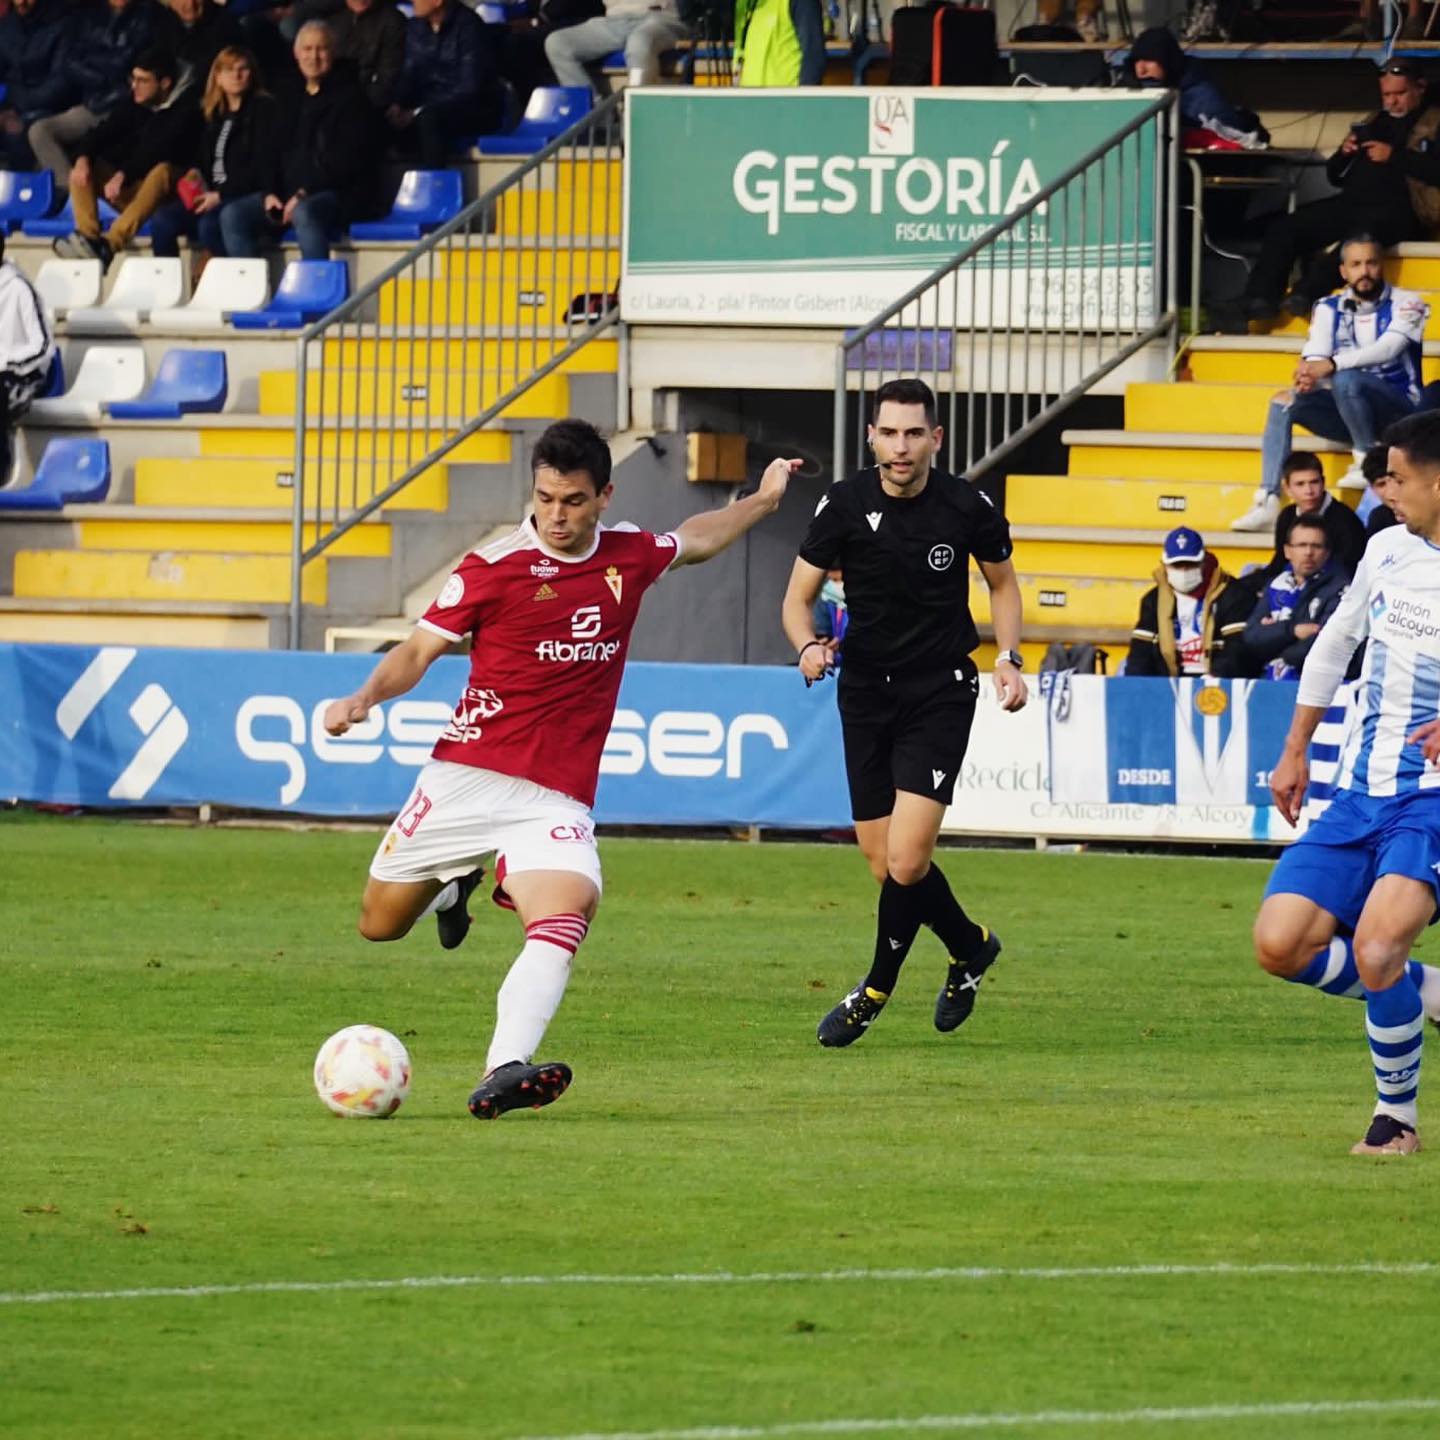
[0,170,54,233]
[0,438,110,511]
[22,193,152,238]
[40,350,63,398]
[108,348,228,419]
[476,86,592,156]
[350,170,464,241]
[230,260,349,329]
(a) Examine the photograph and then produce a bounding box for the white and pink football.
[313,1025,411,1118]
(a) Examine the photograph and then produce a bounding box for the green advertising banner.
[623,89,1161,328]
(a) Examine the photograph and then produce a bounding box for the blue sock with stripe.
[1366,974,1424,1129]
[1286,938,1435,1011]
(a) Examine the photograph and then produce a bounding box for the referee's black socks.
[863,875,930,995]
[914,864,987,963]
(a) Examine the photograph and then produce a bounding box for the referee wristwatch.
[996,649,1023,669]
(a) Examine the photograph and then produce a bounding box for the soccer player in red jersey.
[323,419,797,1119]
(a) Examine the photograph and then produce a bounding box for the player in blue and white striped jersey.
[1255,409,1440,1155]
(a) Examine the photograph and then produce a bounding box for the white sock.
[484,914,588,1072]
[421,880,459,918]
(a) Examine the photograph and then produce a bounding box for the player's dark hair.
[1362,443,1391,483]
[1281,451,1325,483]
[134,48,179,85]
[1287,514,1328,543]
[1339,232,1381,259]
[1384,409,1440,471]
[872,378,937,426]
[531,419,611,494]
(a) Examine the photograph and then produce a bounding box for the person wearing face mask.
[1236,516,1347,682]
[1232,237,1429,531]
[1125,526,1250,678]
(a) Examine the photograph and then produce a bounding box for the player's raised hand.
[323,695,370,737]
[1270,746,1309,828]
[1407,717,1440,766]
[757,457,802,508]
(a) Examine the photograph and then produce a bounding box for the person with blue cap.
[1125,526,1251,677]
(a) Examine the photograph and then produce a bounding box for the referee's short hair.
[1384,409,1440,471]
[872,378,937,426]
[531,419,612,494]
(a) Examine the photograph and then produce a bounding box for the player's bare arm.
[323,627,454,736]
[781,556,838,683]
[1407,717,1440,765]
[978,557,1027,712]
[1270,704,1327,827]
[670,457,800,566]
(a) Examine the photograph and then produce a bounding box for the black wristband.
[798,641,826,661]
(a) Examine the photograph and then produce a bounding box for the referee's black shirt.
[798,467,1013,675]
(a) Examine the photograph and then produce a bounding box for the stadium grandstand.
[0,1,1428,669]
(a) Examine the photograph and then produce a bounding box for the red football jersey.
[419,517,682,806]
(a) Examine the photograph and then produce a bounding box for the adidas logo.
[533,583,559,602]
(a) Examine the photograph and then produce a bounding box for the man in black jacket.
[1234,516,1349,681]
[260,21,377,258]
[1125,526,1251,678]
[294,0,407,110]
[55,49,198,268]
[1242,62,1440,323]
[387,0,501,167]
[1265,451,1368,580]
[28,0,177,189]
[0,0,75,171]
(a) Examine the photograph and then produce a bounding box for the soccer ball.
[313,1025,411,1118]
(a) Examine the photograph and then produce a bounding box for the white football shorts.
[368,760,602,892]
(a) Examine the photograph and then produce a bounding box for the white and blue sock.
[1286,939,1440,1018]
[1365,974,1424,1129]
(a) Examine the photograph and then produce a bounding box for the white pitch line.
[2,1259,1438,1308]
[511,1398,1440,1440]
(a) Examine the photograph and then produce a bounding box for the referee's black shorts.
[836,661,981,822]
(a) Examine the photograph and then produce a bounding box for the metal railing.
[287,93,624,647]
[834,93,1180,481]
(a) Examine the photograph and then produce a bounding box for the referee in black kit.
[781,377,1027,1047]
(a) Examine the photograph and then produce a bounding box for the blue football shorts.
[1265,787,1440,931]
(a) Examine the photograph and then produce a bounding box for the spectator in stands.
[386,0,501,164]
[1273,451,1366,575]
[1126,28,1266,145]
[1125,526,1250,677]
[28,0,173,191]
[811,567,846,659]
[149,46,280,260]
[0,0,75,171]
[326,0,407,110]
[1237,62,1440,326]
[1235,516,1346,681]
[1361,441,1400,536]
[1231,237,1429,529]
[54,49,197,270]
[0,230,55,482]
[262,21,377,259]
[735,0,825,87]
[168,0,244,95]
[544,0,688,94]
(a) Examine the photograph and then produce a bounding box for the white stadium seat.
[150,258,270,329]
[34,259,103,318]
[28,345,146,423]
[66,257,186,335]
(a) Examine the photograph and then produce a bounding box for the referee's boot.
[436,867,485,950]
[817,984,888,1047]
[934,929,1002,1033]
[468,1060,573,1119]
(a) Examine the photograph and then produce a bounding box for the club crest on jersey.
[530,559,560,579]
[533,583,559,602]
[604,565,623,603]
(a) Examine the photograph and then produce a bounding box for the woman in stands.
[150,46,282,262]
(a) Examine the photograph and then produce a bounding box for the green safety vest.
[735,0,803,86]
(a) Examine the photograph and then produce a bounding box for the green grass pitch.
[4,811,1440,1440]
